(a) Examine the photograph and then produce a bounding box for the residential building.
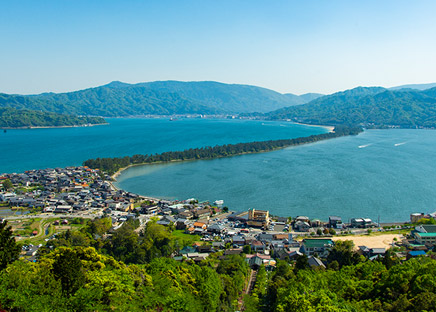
[300,239,334,257]
[194,208,211,219]
[294,220,310,232]
[329,216,343,229]
[247,208,270,228]
[410,213,425,223]
[351,218,364,228]
[414,232,436,245]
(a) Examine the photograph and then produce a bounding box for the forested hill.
[0,107,106,128]
[268,86,436,128]
[0,81,321,117]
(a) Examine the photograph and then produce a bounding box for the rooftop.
[422,225,436,233]
[303,239,334,248]
[415,232,436,237]
[409,250,426,256]
[329,216,342,221]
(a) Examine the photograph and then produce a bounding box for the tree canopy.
[0,221,21,271]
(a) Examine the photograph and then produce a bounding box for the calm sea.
[3,118,435,222]
[115,128,436,222]
[0,118,324,173]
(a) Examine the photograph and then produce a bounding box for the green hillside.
[0,81,314,117]
[2,217,436,312]
[0,107,106,128]
[269,87,436,128]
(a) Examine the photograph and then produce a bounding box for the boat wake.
[394,142,407,147]
[358,144,371,149]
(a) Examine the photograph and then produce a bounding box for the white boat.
[214,200,224,205]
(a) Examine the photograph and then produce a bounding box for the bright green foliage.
[0,221,21,271]
[85,217,113,236]
[0,246,248,311]
[47,229,92,248]
[41,217,113,255]
[246,265,268,310]
[102,220,180,264]
[415,218,436,225]
[246,257,436,312]
[217,255,250,308]
[2,228,436,311]
[0,246,138,311]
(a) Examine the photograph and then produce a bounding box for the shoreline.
[288,121,335,133]
[1,122,108,130]
[111,121,339,180]
[110,141,333,181]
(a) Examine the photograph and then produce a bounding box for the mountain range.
[268,86,436,128]
[0,81,321,117]
[1,80,436,128]
[388,82,436,91]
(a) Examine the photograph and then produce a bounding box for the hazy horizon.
[3,79,436,98]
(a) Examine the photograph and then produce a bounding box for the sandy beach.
[287,121,335,132]
[332,234,402,250]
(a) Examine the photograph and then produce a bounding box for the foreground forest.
[1,218,436,311]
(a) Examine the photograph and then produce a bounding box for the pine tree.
[0,220,21,270]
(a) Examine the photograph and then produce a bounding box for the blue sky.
[1,0,435,95]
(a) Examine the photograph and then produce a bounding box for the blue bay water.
[116,129,436,222]
[3,118,435,222]
[0,118,325,173]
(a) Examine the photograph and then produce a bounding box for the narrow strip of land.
[83,125,363,175]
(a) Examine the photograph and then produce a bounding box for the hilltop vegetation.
[0,81,318,117]
[268,87,436,128]
[246,255,436,312]
[2,218,436,311]
[0,219,250,312]
[0,107,106,128]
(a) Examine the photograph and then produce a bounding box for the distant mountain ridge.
[268,86,436,128]
[0,81,318,117]
[2,80,436,127]
[389,82,436,91]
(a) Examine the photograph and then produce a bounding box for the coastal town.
[1,165,435,268]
